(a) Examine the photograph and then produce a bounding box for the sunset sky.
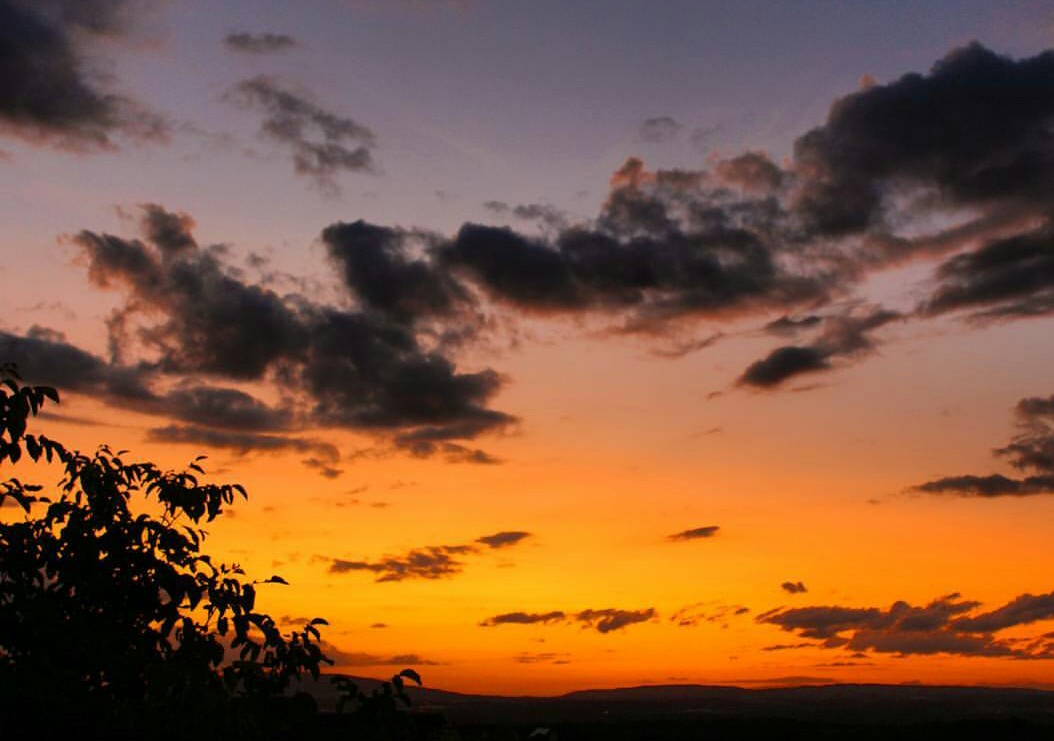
[5,0,1054,695]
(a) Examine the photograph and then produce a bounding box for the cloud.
[793,43,1054,237]
[227,76,375,193]
[329,531,531,582]
[0,325,153,402]
[158,384,293,431]
[670,603,750,628]
[921,222,1054,322]
[330,545,474,582]
[763,314,823,336]
[480,608,656,634]
[668,525,720,541]
[137,203,197,256]
[513,652,571,664]
[636,116,683,144]
[761,642,816,651]
[0,0,166,150]
[22,43,1054,467]
[479,611,567,627]
[758,591,1054,658]
[782,581,808,594]
[739,308,900,388]
[146,424,339,461]
[913,474,1054,497]
[576,608,656,633]
[320,43,1054,384]
[475,531,531,549]
[739,346,830,388]
[390,417,511,463]
[224,31,298,54]
[0,324,331,455]
[714,151,784,192]
[322,220,470,326]
[912,392,1054,497]
[301,457,343,479]
[67,204,512,459]
[952,592,1054,633]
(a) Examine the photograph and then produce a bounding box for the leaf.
[399,668,422,686]
[266,575,289,585]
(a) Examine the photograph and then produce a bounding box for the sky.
[3,0,1054,695]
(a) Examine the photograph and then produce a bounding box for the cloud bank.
[758,590,1054,658]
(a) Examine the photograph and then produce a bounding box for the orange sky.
[13,310,1054,694]
[4,0,1054,695]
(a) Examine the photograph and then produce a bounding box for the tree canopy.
[0,363,419,739]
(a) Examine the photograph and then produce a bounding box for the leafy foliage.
[0,364,421,739]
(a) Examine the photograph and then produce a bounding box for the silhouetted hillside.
[304,676,1054,728]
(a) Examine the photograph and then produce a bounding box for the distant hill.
[299,676,1054,726]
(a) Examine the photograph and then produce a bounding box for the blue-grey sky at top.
[1,0,1050,346]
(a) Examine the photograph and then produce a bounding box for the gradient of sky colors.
[4,0,1054,695]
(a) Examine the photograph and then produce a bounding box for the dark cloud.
[761,643,816,651]
[228,76,375,193]
[479,611,567,627]
[636,116,683,144]
[322,220,469,325]
[0,325,153,402]
[739,346,830,388]
[739,308,900,388]
[475,531,531,549]
[329,531,530,582]
[576,608,656,633]
[138,203,197,257]
[75,222,305,379]
[0,0,165,150]
[146,425,339,461]
[921,222,1054,322]
[670,603,750,628]
[953,591,1054,633]
[912,392,1054,497]
[513,652,571,664]
[372,44,1054,382]
[0,322,350,465]
[913,474,1054,497]
[330,546,471,582]
[793,43,1054,237]
[71,205,512,458]
[763,314,823,336]
[301,457,343,479]
[1018,395,1054,418]
[782,581,808,595]
[668,525,720,541]
[390,419,509,463]
[159,384,292,431]
[480,608,656,634]
[429,156,830,329]
[224,31,298,54]
[758,591,1054,658]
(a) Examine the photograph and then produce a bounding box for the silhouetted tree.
[0,364,419,739]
